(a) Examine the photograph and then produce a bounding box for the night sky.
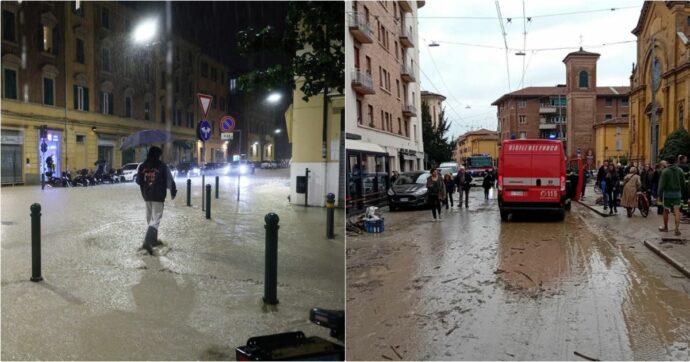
[126,1,290,76]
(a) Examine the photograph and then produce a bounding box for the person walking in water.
[426,168,446,221]
[443,173,456,209]
[136,146,177,255]
[658,156,686,236]
[620,166,641,217]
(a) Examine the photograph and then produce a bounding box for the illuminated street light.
[132,18,158,44]
[274,128,281,134]
[266,92,281,103]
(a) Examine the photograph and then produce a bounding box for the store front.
[346,140,389,214]
[1,129,23,184]
[39,130,62,177]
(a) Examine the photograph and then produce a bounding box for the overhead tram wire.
[519,0,527,89]
[495,0,511,92]
[424,43,469,118]
[418,67,467,129]
[431,39,635,53]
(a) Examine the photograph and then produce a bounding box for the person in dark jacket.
[605,164,620,214]
[136,146,177,255]
[482,171,494,200]
[596,160,610,209]
[456,166,473,208]
[443,173,456,209]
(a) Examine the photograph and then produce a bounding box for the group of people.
[595,155,689,235]
[425,167,497,221]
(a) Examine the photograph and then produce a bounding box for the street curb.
[643,240,690,279]
[575,200,613,217]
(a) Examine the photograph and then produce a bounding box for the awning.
[347,139,387,154]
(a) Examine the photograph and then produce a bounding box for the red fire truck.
[464,154,494,186]
[497,139,571,221]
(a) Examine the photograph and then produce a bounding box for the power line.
[495,0,511,92]
[418,67,466,128]
[432,39,635,52]
[425,45,468,115]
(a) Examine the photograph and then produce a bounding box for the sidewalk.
[577,182,690,279]
[1,171,344,360]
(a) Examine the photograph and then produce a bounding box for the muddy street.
[346,191,690,360]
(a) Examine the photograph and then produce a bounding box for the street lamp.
[266,92,281,104]
[132,18,158,44]
[274,128,281,134]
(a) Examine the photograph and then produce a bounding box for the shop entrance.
[39,130,62,176]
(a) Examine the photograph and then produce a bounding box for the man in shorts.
[658,155,686,236]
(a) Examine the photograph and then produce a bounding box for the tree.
[236,2,344,101]
[659,128,690,162]
[421,102,454,167]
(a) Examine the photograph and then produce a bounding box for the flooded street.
[346,190,690,360]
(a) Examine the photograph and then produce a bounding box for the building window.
[605,114,612,120]
[605,97,612,107]
[43,77,55,106]
[398,118,402,135]
[2,10,16,42]
[187,111,193,128]
[211,67,217,82]
[404,119,409,137]
[42,25,53,53]
[125,96,132,117]
[578,70,588,88]
[367,105,374,126]
[76,38,85,63]
[144,64,151,82]
[100,92,113,115]
[76,135,85,143]
[144,101,151,120]
[161,105,166,123]
[357,100,362,124]
[622,97,629,107]
[201,61,208,77]
[3,68,17,99]
[621,114,628,118]
[679,102,685,128]
[519,115,527,124]
[100,7,110,28]
[102,48,110,71]
[518,100,527,108]
[74,85,89,111]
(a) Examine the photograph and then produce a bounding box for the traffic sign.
[220,115,236,132]
[197,120,212,142]
[197,93,213,118]
[221,132,233,140]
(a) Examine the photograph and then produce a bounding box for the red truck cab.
[497,139,569,221]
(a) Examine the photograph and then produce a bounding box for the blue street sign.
[198,120,212,142]
[220,115,236,132]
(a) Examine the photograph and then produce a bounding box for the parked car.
[387,171,431,211]
[260,160,280,169]
[177,162,201,178]
[202,162,230,176]
[229,160,255,175]
[121,163,140,182]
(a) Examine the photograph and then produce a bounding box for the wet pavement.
[346,188,690,360]
[1,169,344,360]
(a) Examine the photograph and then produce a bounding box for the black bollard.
[41,173,45,190]
[326,193,335,239]
[202,175,205,211]
[263,213,280,305]
[215,176,219,199]
[187,179,192,207]
[206,184,211,219]
[30,203,43,282]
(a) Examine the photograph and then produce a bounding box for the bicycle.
[628,189,650,217]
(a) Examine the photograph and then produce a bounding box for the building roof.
[562,47,601,63]
[491,85,630,105]
[457,129,498,142]
[593,117,630,128]
[421,90,447,101]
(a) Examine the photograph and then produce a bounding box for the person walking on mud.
[605,164,620,215]
[443,173,456,209]
[426,168,446,221]
[597,160,610,210]
[457,166,473,208]
[658,156,685,236]
[620,166,641,217]
[136,146,177,255]
[482,171,494,200]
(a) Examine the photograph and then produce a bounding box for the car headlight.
[239,165,248,174]
[413,188,427,195]
[387,188,394,196]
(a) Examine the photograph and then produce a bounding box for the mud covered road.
[346,191,690,360]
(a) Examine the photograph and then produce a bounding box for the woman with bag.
[426,168,446,221]
[620,166,641,217]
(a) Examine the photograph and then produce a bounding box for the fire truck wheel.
[500,210,509,221]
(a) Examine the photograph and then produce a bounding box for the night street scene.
[346,0,690,360]
[1,1,344,360]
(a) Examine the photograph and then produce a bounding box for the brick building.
[492,48,629,168]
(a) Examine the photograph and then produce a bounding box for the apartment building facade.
[454,129,499,165]
[0,1,256,184]
[345,0,425,212]
[492,49,629,168]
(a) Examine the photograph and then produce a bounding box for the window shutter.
[109,93,114,114]
[52,27,59,55]
[74,86,78,109]
[83,88,89,111]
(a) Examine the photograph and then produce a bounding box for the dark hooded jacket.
[136,149,176,202]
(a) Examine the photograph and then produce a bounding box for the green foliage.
[236,2,344,101]
[659,128,690,162]
[618,154,629,166]
[422,102,454,167]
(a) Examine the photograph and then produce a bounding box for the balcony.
[539,106,557,114]
[403,104,417,117]
[399,0,413,12]
[348,12,374,44]
[351,69,375,95]
[401,63,415,83]
[399,28,414,48]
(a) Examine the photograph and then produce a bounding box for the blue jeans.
[601,180,608,206]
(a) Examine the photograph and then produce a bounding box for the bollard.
[30,203,43,282]
[202,175,205,211]
[263,213,280,305]
[206,184,211,219]
[215,176,219,199]
[326,193,335,239]
[41,173,45,190]
[187,179,192,207]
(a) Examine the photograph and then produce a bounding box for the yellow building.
[285,78,344,207]
[454,129,499,165]
[629,1,690,164]
[594,118,629,165]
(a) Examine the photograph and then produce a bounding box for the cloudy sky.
[417,0,644,140]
